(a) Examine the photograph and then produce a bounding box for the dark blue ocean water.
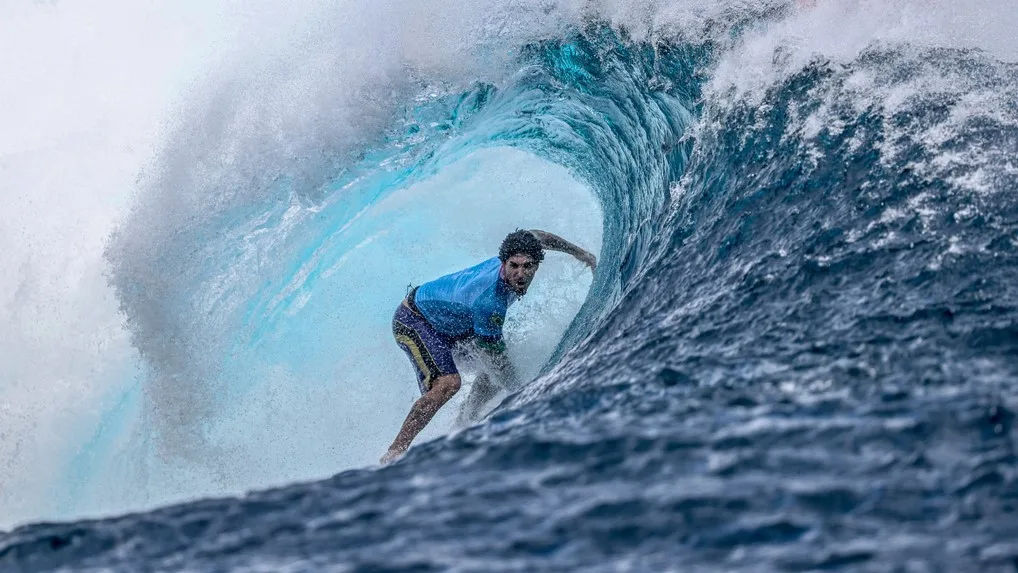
[3,9,1018,573]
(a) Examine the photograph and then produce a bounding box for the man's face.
[502,254,539,295]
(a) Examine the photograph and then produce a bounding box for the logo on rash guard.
[490,314,504,327]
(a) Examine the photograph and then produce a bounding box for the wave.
[2,1,1018,569]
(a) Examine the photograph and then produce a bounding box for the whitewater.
[2,0,1017,571]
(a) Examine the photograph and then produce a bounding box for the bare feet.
[379,448,405,465]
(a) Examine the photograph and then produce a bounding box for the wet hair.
[499,230,545,263]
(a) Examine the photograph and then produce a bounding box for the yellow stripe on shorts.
[395,333,435,390]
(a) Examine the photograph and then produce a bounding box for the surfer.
[381,229,597,464]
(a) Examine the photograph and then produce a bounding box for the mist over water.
[2,1,1017,570]
[0,0,188,526]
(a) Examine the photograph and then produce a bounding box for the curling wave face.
[2,0,1018,570]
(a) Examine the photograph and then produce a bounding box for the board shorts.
[392,288,460,395]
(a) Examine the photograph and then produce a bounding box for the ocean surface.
[2,0,1017,571]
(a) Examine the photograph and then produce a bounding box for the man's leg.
[381,374,461,463]
[457,372,499,426]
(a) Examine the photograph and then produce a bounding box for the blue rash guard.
[412,257,518,348]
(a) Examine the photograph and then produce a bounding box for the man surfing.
[381,229,596,464]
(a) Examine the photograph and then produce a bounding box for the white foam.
[712,0,1018,103]
[704,0,1018,203]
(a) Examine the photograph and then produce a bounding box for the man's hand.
[474,338,518,391]
[576,250,597,272]
[488,346,519,390]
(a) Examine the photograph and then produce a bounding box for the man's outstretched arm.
[529,229,597,271]
[457,340,519,424]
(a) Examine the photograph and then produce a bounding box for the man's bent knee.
[430,374,461,399]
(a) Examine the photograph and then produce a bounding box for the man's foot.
[379,448,405,465]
